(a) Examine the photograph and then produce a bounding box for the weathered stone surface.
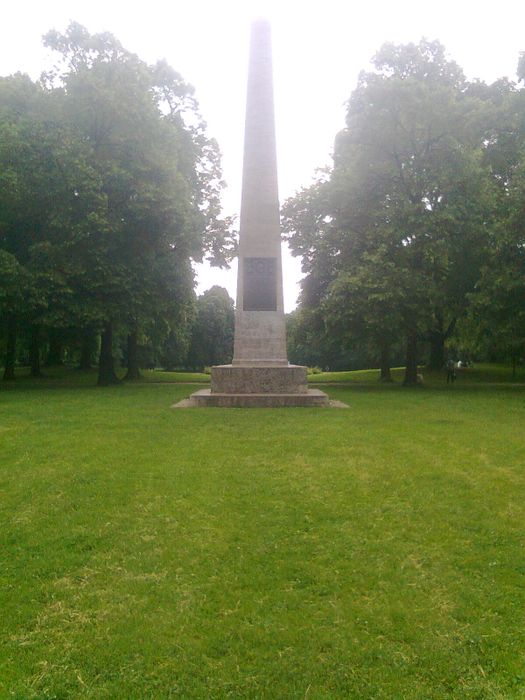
[232,311,287,366]
[185,388,330,408]
[211,365,308,394]
[172,393,348,408]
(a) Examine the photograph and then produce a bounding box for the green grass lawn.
[0,366,211,389]
[308,363,525,385]
[1,368,524,698]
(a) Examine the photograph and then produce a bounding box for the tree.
[323,256,406,381]
[0,73,106,379]
[186,286,234,369]
[284,40,494,384]
[0,251,28,379]
[41,23,234,385]
[466,71,525,373]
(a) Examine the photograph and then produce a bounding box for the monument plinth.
[186,19,329,408]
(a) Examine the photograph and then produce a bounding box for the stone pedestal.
[183,364,330,408]
[194,363,329,407]
[187,387,329,408]
[182,364,329,408]
[212,364,308,394]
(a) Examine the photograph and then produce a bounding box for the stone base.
[182,388,330,408]
[211,364,308,394]
[171,364,334,408]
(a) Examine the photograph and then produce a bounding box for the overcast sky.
[2,0,524,310]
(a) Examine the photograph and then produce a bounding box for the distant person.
[446,358,456,384]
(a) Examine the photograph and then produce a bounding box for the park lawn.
[0,376,524,698]
[308,363,525,385]
[1,366,210,388]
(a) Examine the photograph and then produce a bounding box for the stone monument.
[186,19,329,407]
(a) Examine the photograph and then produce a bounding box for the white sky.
[2,0,524,310]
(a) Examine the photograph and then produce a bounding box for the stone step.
[181,388,330,408]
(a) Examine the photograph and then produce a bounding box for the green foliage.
[42,23,204,329]
[283,39,501,379]
[464,84,525,368]
[186,286,234,369]
[0,74,105,327]
[286,308,368,370]
[0,23,234,382]
[156,314,195,371]
[0,250,29,315]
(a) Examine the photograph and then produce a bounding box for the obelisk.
[186,19,328,407]
[232,18,287,367]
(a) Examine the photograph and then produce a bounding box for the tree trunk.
[3,315,17,380]
[427,316,456,371]
[30,326,42,378]
[97,321,120,386]
[428,332,445,371]
[379,338,392,382]
[79,327,96,370]
[124,330,141,380]
[46,329,64,366]
[403,330,419,386]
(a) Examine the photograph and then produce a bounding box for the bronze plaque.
[243,257,277,311]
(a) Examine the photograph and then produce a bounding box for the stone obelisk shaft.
[180,19,330,406]
[232,19,288,366]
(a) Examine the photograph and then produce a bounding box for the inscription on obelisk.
[243,258,277,312]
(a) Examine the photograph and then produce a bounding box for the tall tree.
[0,73,105,379]
[466,71,525,373]
[41,23,234,385]
[284,40,493,383]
